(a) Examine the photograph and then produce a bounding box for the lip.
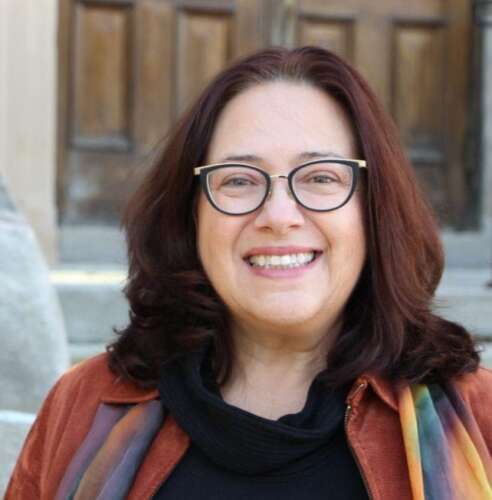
[243,246,322,259]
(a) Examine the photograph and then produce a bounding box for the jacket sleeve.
[4,375,65,499]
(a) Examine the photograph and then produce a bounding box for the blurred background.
[1,0,492,492]
[1,0,492,374]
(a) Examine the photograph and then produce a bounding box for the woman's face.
[197,81,367,341]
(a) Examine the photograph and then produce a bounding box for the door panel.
[393,23,447,211]
[176,9,232,111]
[299,18,354,61]
[72,3,132,150]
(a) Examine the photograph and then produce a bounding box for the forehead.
[206,81,357,165]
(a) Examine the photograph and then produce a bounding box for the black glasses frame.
[193,158,367,216]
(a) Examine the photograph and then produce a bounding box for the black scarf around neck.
[158,344,349,476]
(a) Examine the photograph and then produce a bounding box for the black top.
[155,344,369,499]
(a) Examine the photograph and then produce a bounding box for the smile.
[247,252,317,269]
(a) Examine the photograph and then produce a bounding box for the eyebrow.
[218,151,345,164]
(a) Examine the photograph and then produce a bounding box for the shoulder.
[452,366,492,452]
[52,352,116,400]
[30,353,121,450]
[49,352,158,408]
[453,366,492,405]
[39,353,116,417]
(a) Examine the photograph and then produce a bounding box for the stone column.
[0,0,58,264]
[476,1,492,268]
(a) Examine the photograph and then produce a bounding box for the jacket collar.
[101,370,399,412]
[351,372,399,412]
[100,376,159,404]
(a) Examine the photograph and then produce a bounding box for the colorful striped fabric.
[398,383,492,499]
[55,383,492,499]
[55,401,165,500]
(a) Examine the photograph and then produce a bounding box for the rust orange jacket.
[6,354,492,500]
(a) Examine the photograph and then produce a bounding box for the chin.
[252,302,324,329]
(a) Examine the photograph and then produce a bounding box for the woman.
[6,46,492,499]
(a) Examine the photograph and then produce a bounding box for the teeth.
[248,252,316,268]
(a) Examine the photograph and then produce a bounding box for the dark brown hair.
[108,46,480,388]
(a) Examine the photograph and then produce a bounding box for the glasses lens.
[206,165,267,214]
[292,161,354,210]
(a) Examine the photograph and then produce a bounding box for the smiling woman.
[6,47,492,500]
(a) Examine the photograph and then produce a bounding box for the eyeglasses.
[194,158,367,216]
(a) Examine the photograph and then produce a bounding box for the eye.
[221,176,257,187]
[309,174,338,184]
[301,171,340,184]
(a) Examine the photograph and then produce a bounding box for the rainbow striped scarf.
[399,383,492,499]
[55,382,492,499]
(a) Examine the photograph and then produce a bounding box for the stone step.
[51,267,126,348]
[435,268,492,338]
[51,267,492,365]
[481,343,492,368]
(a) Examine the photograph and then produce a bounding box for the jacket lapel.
[128,414,190,500]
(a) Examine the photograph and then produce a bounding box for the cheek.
[319,203,366,262]
[197,197,220,268]
[196,195,245,272]
[351,200,367,255]
[342,192,366,238]
[197,195,219,269]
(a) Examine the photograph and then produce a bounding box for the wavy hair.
[108,46,480,388]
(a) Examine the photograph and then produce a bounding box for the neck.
[219,321,338,419]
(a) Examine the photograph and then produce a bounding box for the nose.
[253,176,305,234]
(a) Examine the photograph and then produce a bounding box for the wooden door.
[58,0,474,228]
